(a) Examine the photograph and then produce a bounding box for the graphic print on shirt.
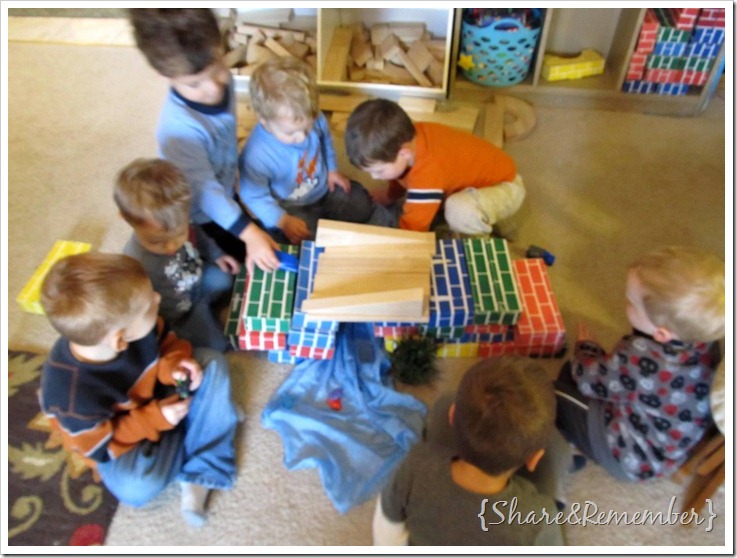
[288,149,319,201]
[163,241,203,313]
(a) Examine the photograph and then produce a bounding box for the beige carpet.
[6,27,729,549]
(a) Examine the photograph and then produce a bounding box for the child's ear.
[524,449,546,473]
[447,403,456,426]
[653,326,676,344]
[398,144,413,160]
[107,329,129,353]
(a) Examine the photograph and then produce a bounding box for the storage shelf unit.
[229,7,725,115]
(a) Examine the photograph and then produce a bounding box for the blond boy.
[239,57,391,244]
[555,246,724,481]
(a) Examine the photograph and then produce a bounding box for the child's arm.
[316,113,351,193]
[570,333,636,403]
[372,496,409,545]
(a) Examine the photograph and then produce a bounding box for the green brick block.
[683,56,714,72]
[243,244,298,333]
[224,266,247,345]
[647,54,686,70]
[657,27,691,43]
[462,237,522,325]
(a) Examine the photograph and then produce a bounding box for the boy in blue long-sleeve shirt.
[240,57,392,244]
[129,8,279,273]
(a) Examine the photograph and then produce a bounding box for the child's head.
[452,357,555,476]
[41,252,160,348]
[249,57,318,145]
[129,8,228,105]
[626,246,724,344]
[114,158,191,256]
[344,99,416,180]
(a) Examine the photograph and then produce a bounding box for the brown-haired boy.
[345,98,525,236]
[114,157,234,351]
[129,8,279,272]
[374,357,564,546]
[39,252,239,526]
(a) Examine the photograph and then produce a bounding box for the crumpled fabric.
[261,322,427,514]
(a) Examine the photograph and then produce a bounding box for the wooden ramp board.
[323,242,437,257]
[316,252,432,274]
[315,219,436,253]
[311,271,430,299]
[301,287,427,320]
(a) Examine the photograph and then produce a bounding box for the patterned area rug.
[7,351,118,546]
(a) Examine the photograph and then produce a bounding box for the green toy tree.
[389,335,440,386]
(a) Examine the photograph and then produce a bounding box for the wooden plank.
[264,37,293,58]
[379,33,401,60]
[406,41,434,72]
[483,101,505,148]
[322,26,352,82]
[302,287,425,315]
[350,34,373,67]
[316,252,432,275]
[323,242,436,257]
[311,271,430,298]
[396,49,433,87]
[405,105,479,134]
[315,219,436,250]
[319,92,370,113]
[398,96,437,114]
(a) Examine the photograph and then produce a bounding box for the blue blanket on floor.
[261,323,427,514]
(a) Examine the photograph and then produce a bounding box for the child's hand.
[175,358,203,392]
[160,396,191,426]
[327,171,351,193]
[577,322,596,343]
[216,254,241,275]
[279,214,312,245]
[240,222,280,275]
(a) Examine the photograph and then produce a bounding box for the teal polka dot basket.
[460,14,541,87]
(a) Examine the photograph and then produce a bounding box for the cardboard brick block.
[428,240,475,328]
[463,237,522,325]
[243,244,298,333]
[224,266,247,346]
[291,241,339,334]
[691,26,725,45]
[17,240,92,314]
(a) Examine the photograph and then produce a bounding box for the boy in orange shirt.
[345,99,524,235]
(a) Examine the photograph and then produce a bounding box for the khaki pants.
[443,174,526,234]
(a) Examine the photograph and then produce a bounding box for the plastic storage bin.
[460,9,541,87]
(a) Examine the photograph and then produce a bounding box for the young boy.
[38,252,239,526]
[114,158,235,351]
[129,8,279,272]
[239,57,391,244]
[374,357,564,546]
[555,246,724,482]
[345,98,525,236]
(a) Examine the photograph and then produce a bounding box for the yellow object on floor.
[17,240,92,314]
[542,49,605,82]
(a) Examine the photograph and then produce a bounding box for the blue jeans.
[173,264,233,351]
[97,348,238,507]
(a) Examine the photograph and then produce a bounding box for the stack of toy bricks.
[226,236,566,362]
[623,8,725,95]
[381,238,566,358]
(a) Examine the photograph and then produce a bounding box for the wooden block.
[246,41,275,65]
[426,58,445,86]
[319,92,370,113]
[483,101,504,148]
[348,66,366,82]
[223,44,248,68]
[302,288,426,319]
[322,26,352,82]
[370,23,390,46]
[238,65,257,77]
[264,37,293,58]
[398,49,432,87]
[398,96,436,114]
[237,23,281,38]
[327,111,350,135]
[495,95,537,142]
[316,252,432,275]
[422,39,447,61]
[323,242,436,257]
[381,63,417,86]
[305,36,317,53]
[350,34,373,67]
[366,56,384,71]
[312,271,430,299]
[406,41,434,72]
[389,22,426,43]
[279,38,310,59]
[236,8,293,28]
[405,105,479,134]
[305,54,317,71]
[315,219,436,250]
[380,33,401,60]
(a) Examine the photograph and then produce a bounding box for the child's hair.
[453,356,555,476]
[249,57,319,122]
[129,8,222,78]
[629,246,724,343]
[41,252,152,346]
[113,158,191,231]
[344,99,415,168]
